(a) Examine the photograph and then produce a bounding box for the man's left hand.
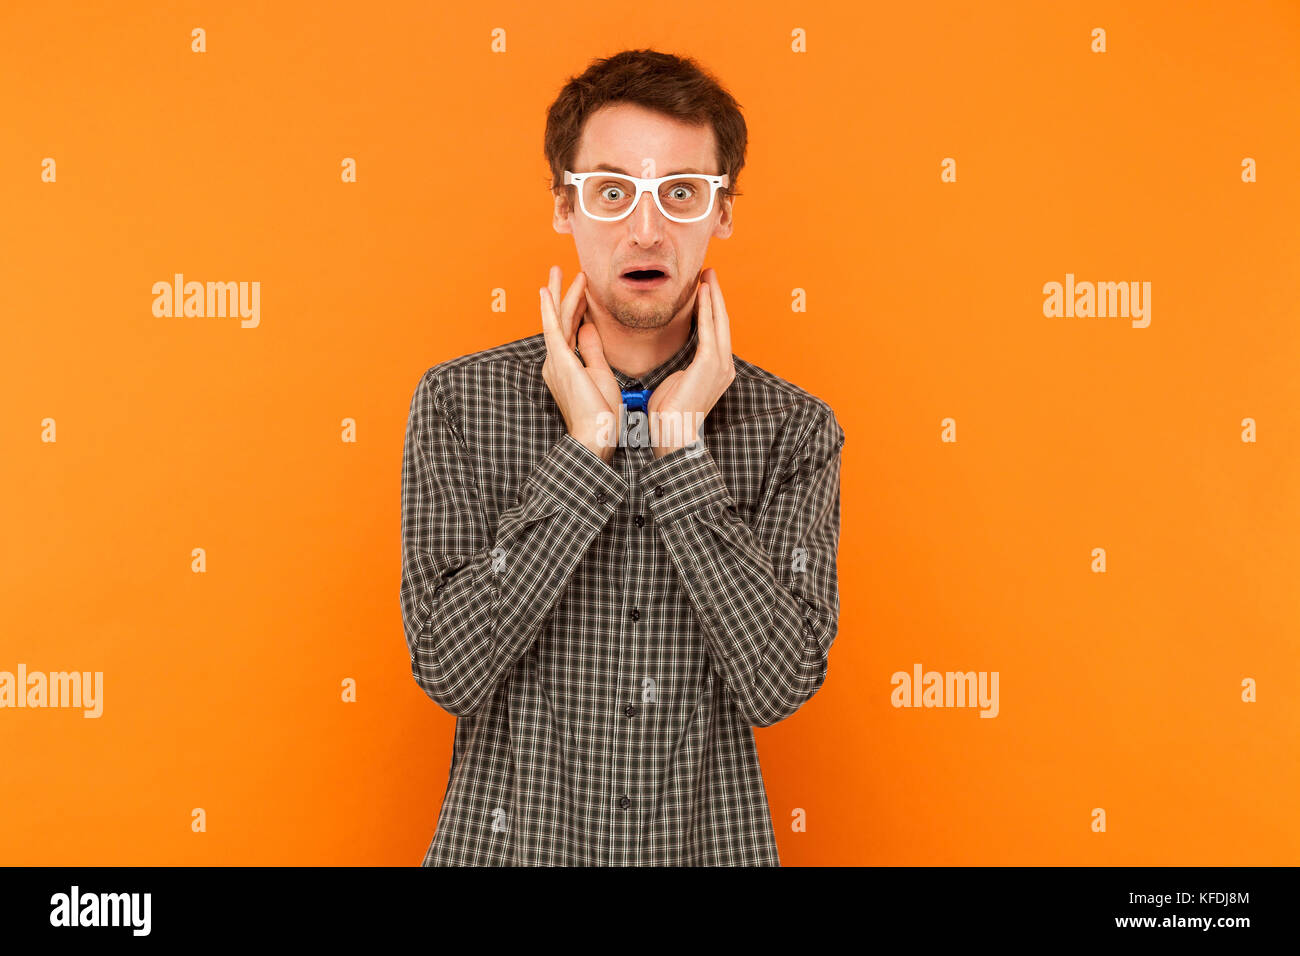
[648,268,736,459]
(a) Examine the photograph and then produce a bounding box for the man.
[400,49,845,866]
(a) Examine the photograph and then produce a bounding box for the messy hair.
[544,48,748,216]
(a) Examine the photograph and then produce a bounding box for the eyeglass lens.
[580,175,715,221]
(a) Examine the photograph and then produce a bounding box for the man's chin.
[609,298,675,330]
[611,315,668,331]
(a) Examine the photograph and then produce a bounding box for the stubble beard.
[607,275,698,331]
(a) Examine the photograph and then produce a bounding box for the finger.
[561,271,587,350]
[578,324,622,411]
[695,274,717,362]
[577,286,599,352]
[569,293,588,352]
[704,267,731,361]
[551,265,566,317]
[539,285,572,364]
[577,320,612,374]
[548,266,563,333]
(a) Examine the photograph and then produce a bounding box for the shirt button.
[630,608,640,622]
[595,491,608,504]
[619,795,632,810]
[633,514,645,527]
[623,703,637,718]
[654,486,663,498]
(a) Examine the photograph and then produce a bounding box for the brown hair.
[544,49,748,216]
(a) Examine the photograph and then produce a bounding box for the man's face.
[553,101,734,331]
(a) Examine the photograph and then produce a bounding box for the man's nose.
[626,191,665,241]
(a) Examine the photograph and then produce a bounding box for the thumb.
[577,323,622,409]
[577,322,609,369]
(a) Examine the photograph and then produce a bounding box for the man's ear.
[713,195,735,240]
[553,191,574,235]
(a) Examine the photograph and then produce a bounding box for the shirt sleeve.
[640,404,845,727]
[400,370,626,716]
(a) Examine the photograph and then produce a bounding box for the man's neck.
[585,296,696,380]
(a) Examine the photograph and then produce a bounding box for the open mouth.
[620,268,669,289]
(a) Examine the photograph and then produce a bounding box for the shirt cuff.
[524,433,628,527]
[640,439,733,525]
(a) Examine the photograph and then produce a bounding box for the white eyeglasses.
[563,169,730,223]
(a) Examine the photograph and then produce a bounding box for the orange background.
[2,0,1297,865]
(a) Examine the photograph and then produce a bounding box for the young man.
[400,49,845,866]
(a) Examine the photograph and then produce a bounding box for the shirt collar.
[609,314,699,392]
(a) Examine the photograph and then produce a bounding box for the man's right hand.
[539,266,622,464]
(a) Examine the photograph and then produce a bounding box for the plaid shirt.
[400,315,845,866]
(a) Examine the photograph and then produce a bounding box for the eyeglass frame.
[562,169,731,224]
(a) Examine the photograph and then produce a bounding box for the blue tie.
[621,388,652,414]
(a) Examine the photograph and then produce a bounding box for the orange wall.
[2,0,1297,865]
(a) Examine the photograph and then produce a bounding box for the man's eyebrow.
[592,162,706,176]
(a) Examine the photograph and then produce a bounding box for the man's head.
[545,49,747,332]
